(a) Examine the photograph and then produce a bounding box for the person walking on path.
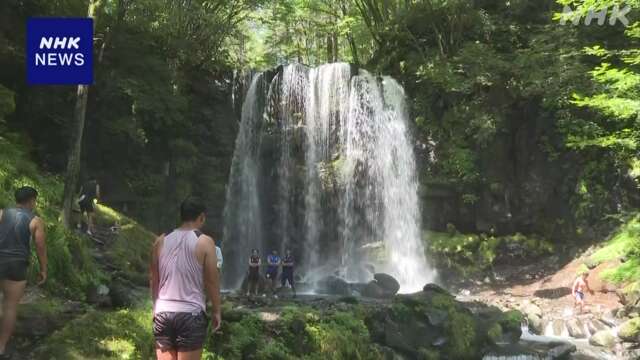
[0,186,47,359]
[150,197,221,360]
[78,179,100,235]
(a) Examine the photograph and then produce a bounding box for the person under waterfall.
[265,250,281,298]
[246,249,261,297]
[572,271,594,314]
[279,249,296,298]
[0,187,47,359]
[150,197,221,360]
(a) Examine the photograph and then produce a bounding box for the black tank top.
[0,208,35,262]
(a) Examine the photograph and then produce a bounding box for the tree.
[62,0,102,229]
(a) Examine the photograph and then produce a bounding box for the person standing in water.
[266,250,281,297]
[0,187,47,359]
[246,249,261,297]
[150,197,221,360]
[572,271,594,314]
[280,249,296,298]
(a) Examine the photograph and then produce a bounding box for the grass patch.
[95,204,156,285]
[34,301,154,360]
[588,214,640,284]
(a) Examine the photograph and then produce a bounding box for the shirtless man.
[572,272,594,314]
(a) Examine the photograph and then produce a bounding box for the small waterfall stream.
[223,63,435,292]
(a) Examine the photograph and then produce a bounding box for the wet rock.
[589,329,616,349]
[621,349,640,360]
[362,281,385,298]
[566,318,586,338]
[316,275,351,296]
[618,317,640,342]
[521,302,542,319]
[552,319,565,336]
[422,283,450,296]
[548,342,576,358]
[527,313,544,334]
[374,273,400,296]
[618,282,640,306]
[601,309,620,327]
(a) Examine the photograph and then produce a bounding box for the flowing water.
[223,63,435,292]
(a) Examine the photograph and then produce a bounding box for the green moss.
[34,301,154,359]
[446,310,478,359]
[590,214,640,265]
[589,214,640,284]
[618,317,640,341]
[487,323,503,345]
[95,204,156,285]
[418,348,441,360]
[425,231,553,276]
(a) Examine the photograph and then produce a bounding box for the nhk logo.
[27,18,93,85]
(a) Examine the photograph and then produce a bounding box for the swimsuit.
[575,291,584,301]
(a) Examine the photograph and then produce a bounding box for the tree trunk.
[61,0,101,229]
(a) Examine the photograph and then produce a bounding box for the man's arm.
[201,236,221,332]
[585,279,594,294]
[571,278,578,296]
[149,235,163,305]
[32,217,47,285]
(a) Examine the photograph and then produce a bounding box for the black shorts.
[153,311,208,352]
[281,268,294,286]
[79,198,95,213]
[0,261,28,282]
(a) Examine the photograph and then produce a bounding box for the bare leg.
[156,348,177,360]
[87,212,95,233]
[0,280,27,353]
[177,349,203,360]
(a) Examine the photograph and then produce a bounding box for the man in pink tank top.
[150,197,221,360]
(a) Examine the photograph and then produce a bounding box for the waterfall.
[222,73,266,287]
[223,63,435,292]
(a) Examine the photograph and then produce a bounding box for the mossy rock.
[618,317,640,342]
[619,282,640,306]
[487,323,503,345]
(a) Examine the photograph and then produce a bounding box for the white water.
[223,63,435,292]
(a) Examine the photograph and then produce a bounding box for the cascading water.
[223,63,435,292]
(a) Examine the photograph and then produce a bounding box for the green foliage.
[426,231,554,275]
[0,133,102,299]
[586,213,640,283]
[209,303,380,360]
[35,301,154,360]
[95,204,155,285]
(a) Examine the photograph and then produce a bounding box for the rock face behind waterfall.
[222,63,435,290]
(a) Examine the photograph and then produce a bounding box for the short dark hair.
[180,196,206,222]
[15,186,38,204]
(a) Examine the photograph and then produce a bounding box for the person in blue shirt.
[265,250,280,297]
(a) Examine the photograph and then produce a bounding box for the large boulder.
[362,281,386,298]
[316,275,351,296]
[374,273,400,296]
[618,317,640,342]
[618,282,640,307]
[566,319,586,338]
[589,330,616,349]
